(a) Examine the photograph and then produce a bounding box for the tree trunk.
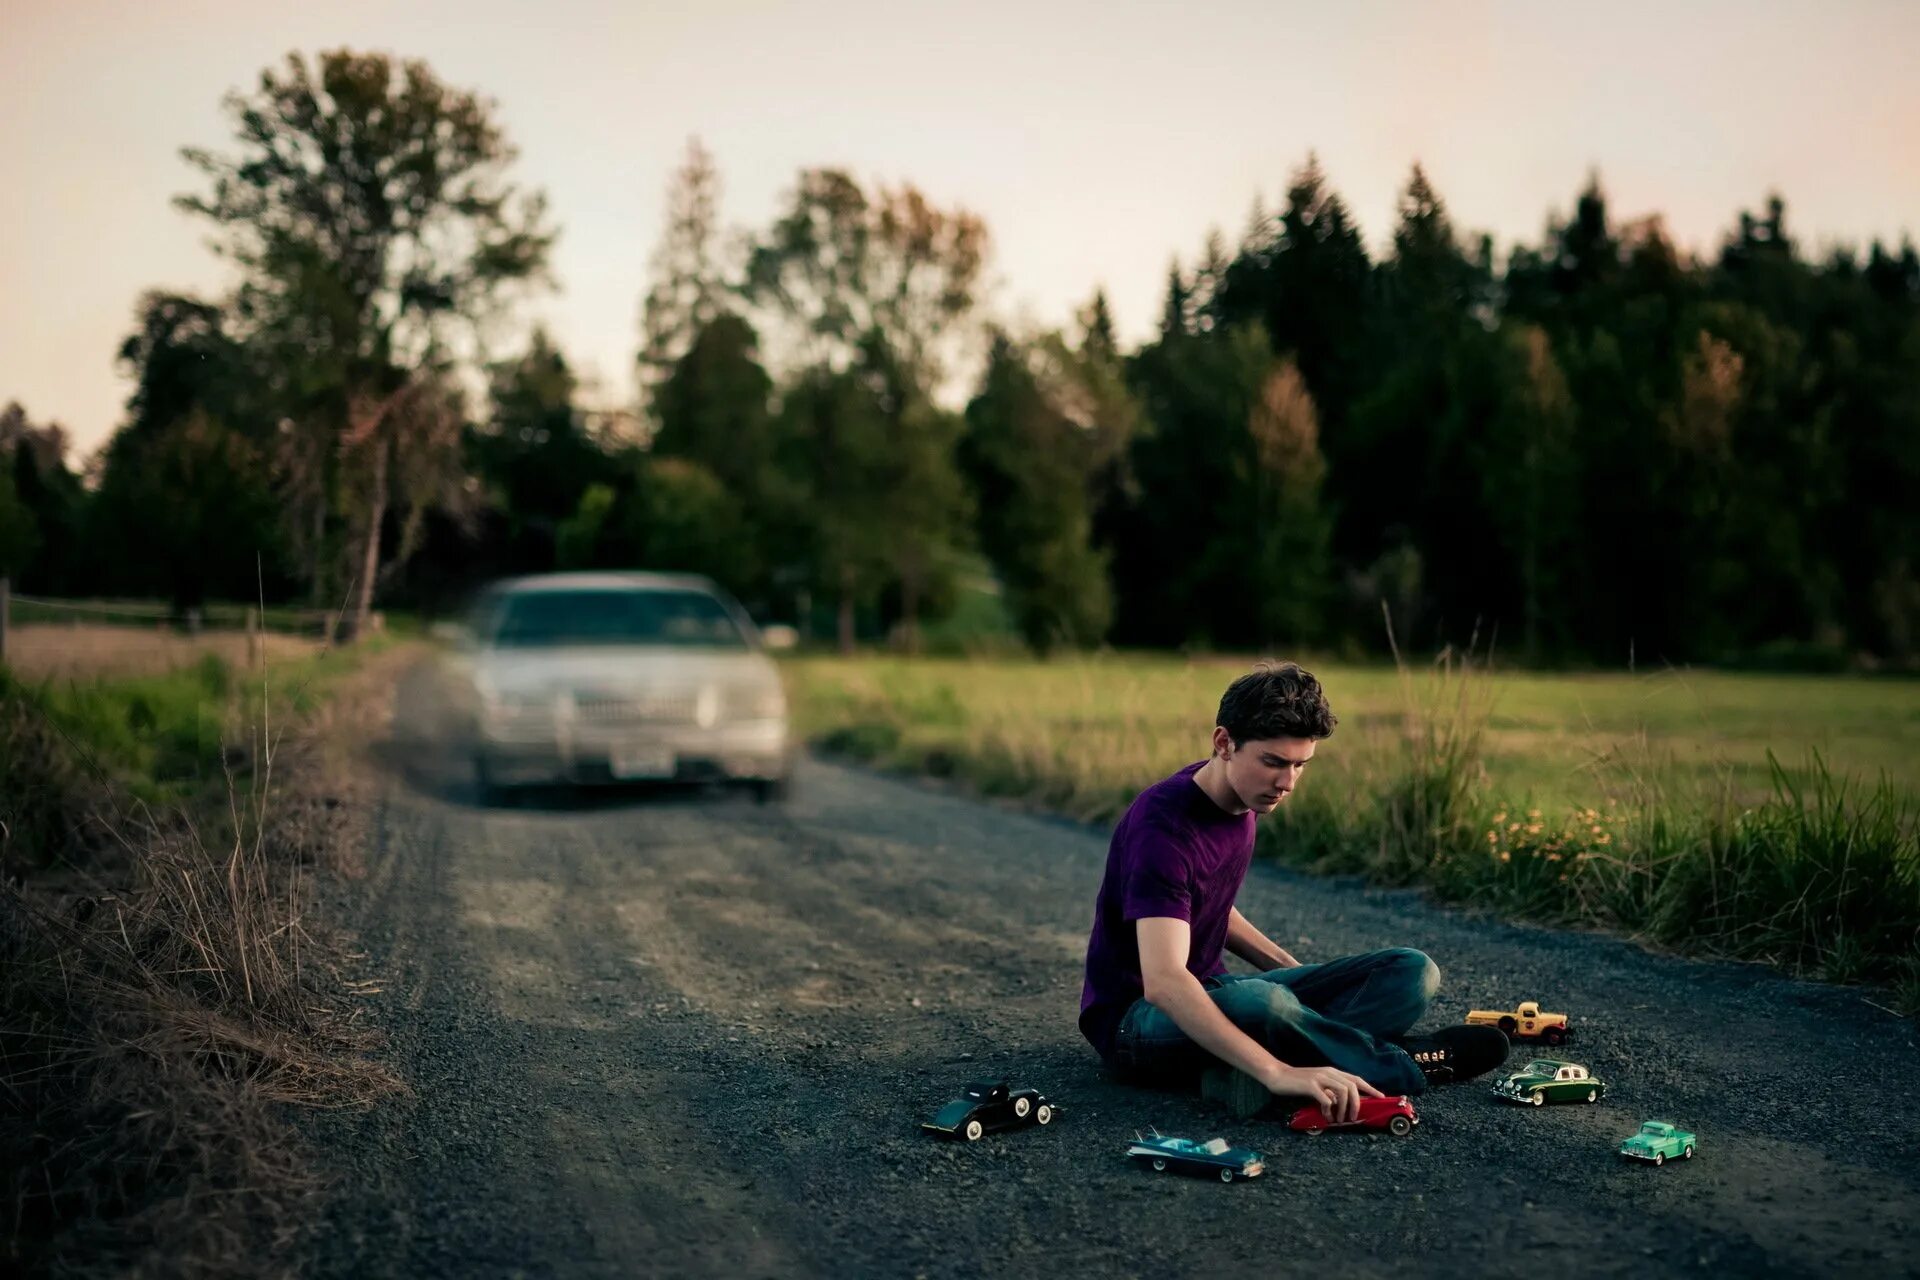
[309,492,328,610]
[837,562,856,655]
[900,557,922,655]
[1522,431,1542,663]
[346,439,389,643]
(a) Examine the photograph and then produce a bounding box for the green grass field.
[782,653,1920,817]
[780,652,1920,1001]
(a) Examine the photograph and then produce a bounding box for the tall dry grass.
[1,654,403,1278]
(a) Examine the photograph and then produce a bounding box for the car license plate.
[611,747,675,779]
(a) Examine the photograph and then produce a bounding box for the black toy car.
[921,1080,1055,1141]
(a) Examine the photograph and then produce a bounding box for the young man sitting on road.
[1079,663,1509,1121]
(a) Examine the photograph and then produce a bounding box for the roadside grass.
[781,653,1920,1009]
[4,623,324,683]
[1,641,404,1277]
[7,644,374,813]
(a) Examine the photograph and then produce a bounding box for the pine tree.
[638,137,729,416]
[961,332,1115,651]
[1078,288,1118,362]
[1158,260,1193,339]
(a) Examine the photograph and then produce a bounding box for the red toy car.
[1289,1094,1418,1137]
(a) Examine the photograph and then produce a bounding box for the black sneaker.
[1397,1025,1510,1085]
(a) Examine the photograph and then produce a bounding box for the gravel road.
[308,670,1920,1279]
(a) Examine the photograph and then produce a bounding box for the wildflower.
[1546,853,1562,862]
[1597,834,1611,845]
[1508,822,1521,833]
[1526,823,1543,835]
[1499,851,1511,863]
[1492,811,1508,824]
[1590,824,1603,834]
[1528,809,1542,819]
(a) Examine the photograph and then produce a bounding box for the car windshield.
[484,589,747,650]
[1641,1123,1670,1135]
[1523,1061,1557,1076]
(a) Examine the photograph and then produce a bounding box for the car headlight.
[728,684,787,720]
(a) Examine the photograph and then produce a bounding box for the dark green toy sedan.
[1492,1058,1606,1106]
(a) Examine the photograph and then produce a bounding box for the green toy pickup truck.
[1619,1120,1696,1165]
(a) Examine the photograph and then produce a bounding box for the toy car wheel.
[1013,1096,1031,1119]
[1652,1151,1665,1166]
[1586,1089,1597,1103]
[1303,1124,1326,1136]
[1498,1016,1517,1033]
[1219,1168,1235,1183]
[1544,1028,1565,1045]
[1530,1091,1545,1107]
[1682,1145,1694,1160]
[1152,1158,1168,1172]
[963,1119,984,1142]
[1389,1115,1412,1136]
[1034,1104,1053,1125]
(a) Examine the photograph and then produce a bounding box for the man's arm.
[1136,916,1376,1121]
[1225,906,1300,970]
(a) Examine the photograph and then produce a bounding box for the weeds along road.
[310,669,1920,1280]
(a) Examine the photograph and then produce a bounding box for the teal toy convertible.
[1619,1120,1696,1165]
[1127,1131,1265,1182]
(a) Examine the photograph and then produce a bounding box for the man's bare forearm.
[1226,907,1299,970]
[1147,970,1289,1088]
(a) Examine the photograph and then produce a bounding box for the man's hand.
[1264,1063,1383,1124]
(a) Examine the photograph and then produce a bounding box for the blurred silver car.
[442,572,792,801]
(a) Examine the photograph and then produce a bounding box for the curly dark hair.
[1216,662,1337,743]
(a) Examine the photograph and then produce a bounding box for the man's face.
[1215,730,1317,814]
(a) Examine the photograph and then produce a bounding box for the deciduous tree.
[178,49,553,635]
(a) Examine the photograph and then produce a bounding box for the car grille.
[571,690,699,725]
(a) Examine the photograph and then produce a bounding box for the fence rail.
[0,582,381,666]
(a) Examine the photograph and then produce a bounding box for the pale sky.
[4,0,1917,459]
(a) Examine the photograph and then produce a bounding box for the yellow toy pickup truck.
[1464,1001,1572,1044]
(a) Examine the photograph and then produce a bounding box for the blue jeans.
[1109,948,1438,1096]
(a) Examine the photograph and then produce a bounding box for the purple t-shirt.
[1079,761,1257,1059]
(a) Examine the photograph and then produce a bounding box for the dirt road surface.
[309,669,1920,1280]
